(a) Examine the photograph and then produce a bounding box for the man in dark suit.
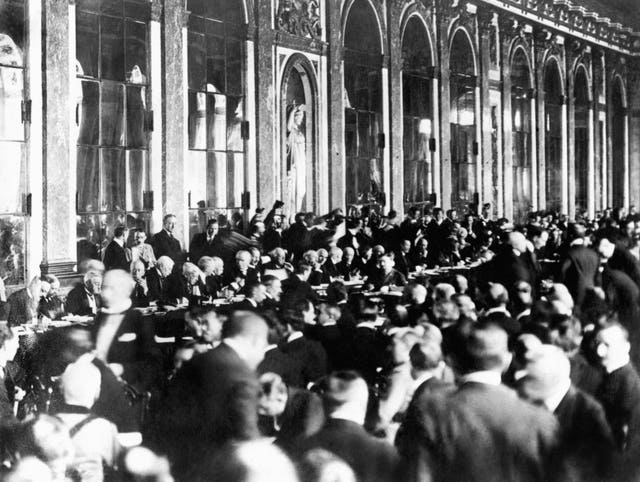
[103,226,130,272]
[337,218,371,252]
[594,323,640,455]
[338,246,358,280]
[518,344,615,480]
[130,260,150,308]
[483,231,533,297]
[367,254,407,291]
[92,270,161,393]
[597,234,640,290]
[155,311,268,478]
[281,261,318,309]
[233,283,266,312]
[189,219,223,264]
[65,271,101,317]
[294,371,400,482]
[393,239,413,277]
[223,250,260,295]
[146,256,180,305]
[5,277,43,326]
[560,224,600,310]
[396,320,563,482]
[151,214,182,263]
[321,247,343,283]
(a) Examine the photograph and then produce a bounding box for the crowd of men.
[1,201,640,481]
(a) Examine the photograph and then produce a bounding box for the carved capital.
[182,10,190,28]
[68,0,77,6]
[477,10,494,33]
[276,0,321,40]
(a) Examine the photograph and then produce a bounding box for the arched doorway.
[611,79,625,208]
[449,29,477,213]
[402,16,433,210]
[280,56,317,218]
[344,0,383,210]
[511,47,532,223]
[544,59,563,213]
[574,67,589,216]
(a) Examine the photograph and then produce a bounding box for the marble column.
[255,0,275,210]
[149,0,163,232]
[628,59,640,208]
[479,14,493,216]
[327,0,345,210]
[387,2,403,214]
[41,0,77,279]
[499,24,513,221]
[162,0,188,249]
[437,10,452,210]
[567,69,576,218]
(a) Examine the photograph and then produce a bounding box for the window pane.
[226,39,242,95]
[227,152,243,207]
[0,215,25,285]
[0,141,23,213]
[102,0,123,16]
[101,148,126,211]
[0,1,25,62]
[226,96,243,152]
[124,0,148,22]
[345,110,357,157]
[126,85,147,147]
[125,20,147,82]
[76,12,99,78]
[186,150,207,208]
[187,0,205,16]
[205,0,224,21]
[207,93,227,150]
[188,32,206,90]
[78,80,99,145]
[77,214,102,263]
[357,114,370,157]
[77,146,100,212]
[0,66,23,141]
[206,34,225,92]
[77,0,100,13]
[224,0,243,24]
[208,151,227,207]
[127,150,148,211]
[188,91,207,149]
[100,82,125,146]
[101,16,125,81]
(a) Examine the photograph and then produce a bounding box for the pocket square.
[118,332,137,342]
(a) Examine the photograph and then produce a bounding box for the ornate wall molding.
[276,0,321,40]
[151,0,163,22]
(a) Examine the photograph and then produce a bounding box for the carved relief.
[276,0,321,40]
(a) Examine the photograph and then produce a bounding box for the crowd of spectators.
[1,201,640,481]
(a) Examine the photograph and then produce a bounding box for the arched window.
[75,0,151,263]
[544,59,563,213]
[611,79,625,208]
[402,17,433,209]
[281,57,317,218]
[449,30,476,213]
[186,0,246,238]
[344,0,383,209]
[511,48,532,223]
[0,0,27,285]
[574,68,589,216]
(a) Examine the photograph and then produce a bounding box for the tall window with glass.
[574,68,589,217]
[0,0,27,285]
[511,49,532,223]
[544,60,563,214]
[186,0,246,240]
[611,80,625,209]
[449,31,477,213]
[344,0,383,212]
[75,0,151,264]
[402,17,433,210]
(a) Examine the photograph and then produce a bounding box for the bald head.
[101,269,135,308]
[222,311,269,369]
[508,231,528,254]
[459,321,510,374]
[487,283,509,308]
[60,360,101,408]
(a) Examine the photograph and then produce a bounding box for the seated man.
[38,274,65,320]
[93,270,162,392]
[5,277,44,326]
[65,271,102,316]
[130,260,150,308]
[198,256,224,299]
[367,254,407,291]
[223,250,260,295]
[146,256,178,305]
[55,360,123,481]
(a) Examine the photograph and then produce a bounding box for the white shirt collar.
[320,320,337,327]
[570,238,585,246]
[412,372,434,392]
[544,379,571,412]
[485,306,511,317]
[287,331,304,343]
[605,355,631,374]
[516,308,531,320]
[329,406,365,426]
[459,370,502,386]
[114,237,124,247]
[247,298,258,307]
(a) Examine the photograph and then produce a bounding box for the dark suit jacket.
[5,288,37,326]
[396,382,562,482]
[484,248,533,294]
[555,385,615,480]
[281,274,318,308]
[151,230,182,263]
[278,335,328,388]
[146,269,182,305]
[368,269,407,290]
[393,250,412,277]
[223,266,260,293]
[64,284,98,317]
[0,371,15,423]
[608,248,640,290]
[233,298,260,312]
[91,309,161,392]
[156,343,260,477]
[103,240,130,271]
[268,388,325,453]
[189,233,223,264]
[296,418,400,482]
[560,245,600,309]
[321,260,341,282]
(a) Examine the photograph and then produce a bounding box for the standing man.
[103,226,131,272]
[151,214,182,263]
[189,219,223,264]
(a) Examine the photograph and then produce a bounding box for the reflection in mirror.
[0,66,23,141]
[101,149,126,211]
[0,215,25,285]
[77,146,100,212]
[0,141,24,213]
